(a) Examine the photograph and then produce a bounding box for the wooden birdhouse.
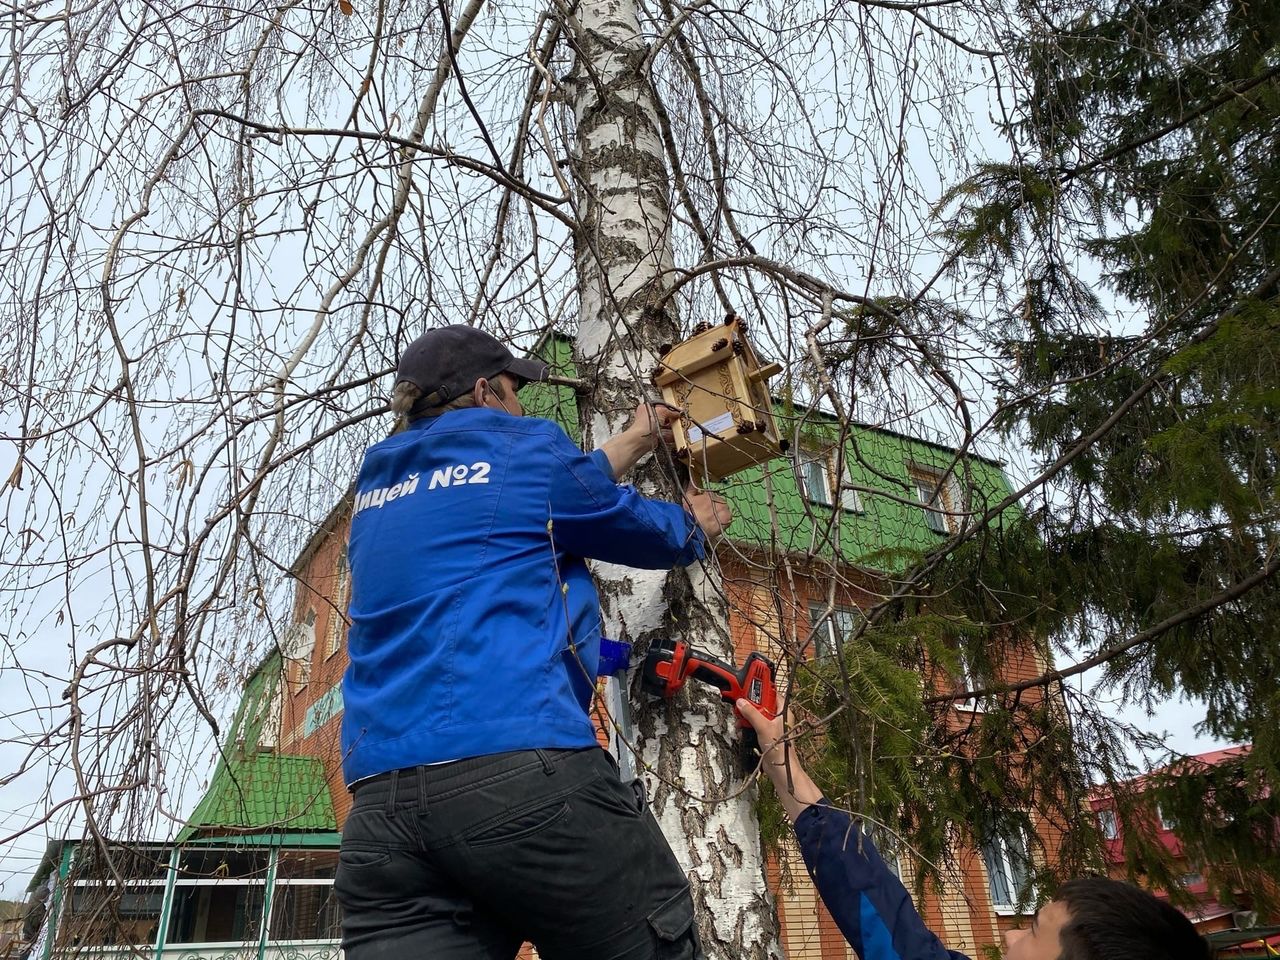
[652,315,788,484]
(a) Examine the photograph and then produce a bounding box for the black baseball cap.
[395,325,549,408]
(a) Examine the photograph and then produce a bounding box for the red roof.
[1089,743,1251,804]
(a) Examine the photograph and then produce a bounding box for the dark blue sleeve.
[794,802,971,960]
[543,427,706,568]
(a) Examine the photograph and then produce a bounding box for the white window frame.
[949,645,988,712]
[286,612,317,687]
[798,451,832,507]
[1158,804,1177,832]
[808,603,864,659]
[981,817,1036,914]
[1097,808,1118,840]
[62,847,340,950]
[165,876,270,948]
[911,466,966,534]
[797,449,864,513]
[325,552,350,660]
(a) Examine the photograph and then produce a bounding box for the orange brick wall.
[280,510,356,825]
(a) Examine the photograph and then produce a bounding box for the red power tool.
[642,637,778,771]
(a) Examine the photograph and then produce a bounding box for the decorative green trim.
[178,832,341,848]
[152,846,180,960]
[256,848,278,960]
[41,843,73,960]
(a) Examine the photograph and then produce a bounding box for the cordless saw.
[642,637,778,772]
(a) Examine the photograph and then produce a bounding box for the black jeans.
[334,746,704,960]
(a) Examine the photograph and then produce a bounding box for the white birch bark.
[567,1,781,956]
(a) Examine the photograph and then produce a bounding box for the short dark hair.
[1056,878,1211,960]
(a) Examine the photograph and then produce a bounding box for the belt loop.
[385,769,400,818]
[416,765,430,817]
[535,749,555,775]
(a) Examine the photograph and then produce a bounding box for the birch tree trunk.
[566,3,780,957]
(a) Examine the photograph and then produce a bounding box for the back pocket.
[338,844,392,869]
[465,800,571,847]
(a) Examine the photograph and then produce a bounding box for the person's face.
[1003,900,1069,960]
[477,372,524,417]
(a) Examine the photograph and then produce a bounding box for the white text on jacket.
[353,463,493,517]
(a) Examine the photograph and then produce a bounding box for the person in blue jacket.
[736,701,1211,960]
[333,325,729,960]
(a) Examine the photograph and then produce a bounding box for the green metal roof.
[179,651,336,841]
[525,330,584,443]
[523,332,1020,571]
[716,409,1019,570]
[178,753,336,841]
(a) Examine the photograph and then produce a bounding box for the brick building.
[264,332,1073,958]
[1090,746,1280,955]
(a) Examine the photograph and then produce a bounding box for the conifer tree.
[900,0,1280,908]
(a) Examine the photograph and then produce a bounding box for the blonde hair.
[390,377,509,426]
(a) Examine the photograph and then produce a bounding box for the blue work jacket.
[340,407,705,784]
[796,802,972,960]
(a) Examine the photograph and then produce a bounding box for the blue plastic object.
[598,638,633,677]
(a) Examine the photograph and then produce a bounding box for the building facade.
[29,333,1074,960]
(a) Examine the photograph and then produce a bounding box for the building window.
[808,604,864,659]
[950,645,988,712]
[326,551,350,659]
[57,848,169,948]
[1158,805,1177,832]
[168,848,272,946]
[270,851,341,941]
[867,823,903,879]
[799,453,831,506]
[981,817,1035,913]
[798,450,863,513]
[910,466,965,534]
[57,846,340,950]
[1097,808,1118,840]
[287,611,317,687]
[60,885,165,947]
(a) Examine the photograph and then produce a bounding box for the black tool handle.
[738,728,762,773]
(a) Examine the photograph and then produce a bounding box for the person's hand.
[737,698,786,763]
[627,400,681,451]
[600,401,683,479]
[683,483,732,540]
[736,698,824,819]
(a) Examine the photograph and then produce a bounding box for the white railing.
[51,941,340,960]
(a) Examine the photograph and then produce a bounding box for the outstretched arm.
[544,421,729,567]
[737,699,824,821]
[738,702,971,960]
[597,400,681,480]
